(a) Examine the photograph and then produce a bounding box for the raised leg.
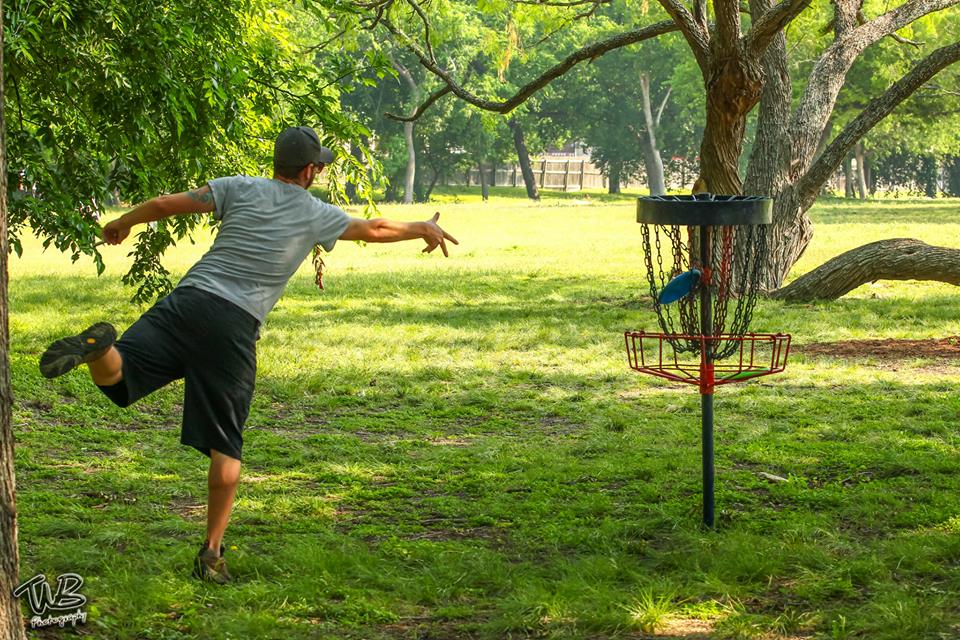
[86,346,124,386]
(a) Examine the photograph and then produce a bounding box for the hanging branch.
[382,18,678,119]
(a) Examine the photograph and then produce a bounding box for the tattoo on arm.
[187,186,213,204]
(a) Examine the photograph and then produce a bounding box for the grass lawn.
[9,190,960,639]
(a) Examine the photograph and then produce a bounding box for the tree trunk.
[344,138,367,203]
[402,120,415,204]
[946,156,960,197]
[696,56,764,194]
[743,0,791,198]
[771,238,960,301]
[423,166,441,201]
[608,161,622,194]
[0,1,26,632]
[639,74,667,196]
[478,162,489,201]
[854,142,867,199]
[843,156,854,198]
[509,119,540,200]
[392,59,420,205]
[761,188,815,291]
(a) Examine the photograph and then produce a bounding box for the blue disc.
[658,268,701,304]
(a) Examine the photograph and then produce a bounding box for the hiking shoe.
[193,542,232,584]
[39,322,117,379]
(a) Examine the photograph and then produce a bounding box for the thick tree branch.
[654,0,710,69]
[743,0,792,195]
[822,8,929,46]
[385,85,451,121]
[655,84,673,127]
[715,0,743,55]
[858,0,959,45]
[744,0,812,59]
[788,0,959,182]
[795,40,960,204]
[832,0,860,37]
[384,19,679,118]
[694,0,708,32]
[772,239,960,301]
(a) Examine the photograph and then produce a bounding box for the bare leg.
[206,449,241,554]
[87,346,123,386]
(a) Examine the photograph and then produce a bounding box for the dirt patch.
[799,336,960,360]
[635,617,715,638]
[169,496,206,521]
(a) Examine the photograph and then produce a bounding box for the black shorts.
[97,286,259,461]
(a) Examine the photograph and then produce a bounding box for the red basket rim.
[624,331,791,391]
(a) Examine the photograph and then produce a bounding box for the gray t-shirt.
[177,175,350,323]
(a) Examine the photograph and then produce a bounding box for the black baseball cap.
[274,126,335,168]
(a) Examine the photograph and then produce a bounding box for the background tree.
[353,0,960,297]
[547,32,698,194]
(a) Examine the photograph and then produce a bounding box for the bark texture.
[0,0,26,631]
[772,238,960,301]
[697,54,764,194]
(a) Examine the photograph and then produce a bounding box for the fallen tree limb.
[771,238,960,302]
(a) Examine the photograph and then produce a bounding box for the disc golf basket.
[624,194,791,528]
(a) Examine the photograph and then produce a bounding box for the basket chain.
[641,223,769,361]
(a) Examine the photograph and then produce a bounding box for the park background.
[2,0,960,638]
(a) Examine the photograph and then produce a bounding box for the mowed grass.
[10,189,960,639]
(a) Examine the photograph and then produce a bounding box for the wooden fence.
[455,158,650,192]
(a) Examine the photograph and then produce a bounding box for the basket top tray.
[637,194,773,226]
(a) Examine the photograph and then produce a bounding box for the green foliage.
[5,0,383,301]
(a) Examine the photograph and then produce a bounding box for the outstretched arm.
[101,185,217,245]
[340,212,459,256]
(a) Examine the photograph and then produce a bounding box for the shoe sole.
[39,322,117,379]
[193,559,231,584]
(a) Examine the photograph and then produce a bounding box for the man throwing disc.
[38,126,458,584]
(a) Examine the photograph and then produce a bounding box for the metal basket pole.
[631,195,782,530]
[699,225,715,529]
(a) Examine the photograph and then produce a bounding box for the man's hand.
[421,212,458,257]
[101,218,132,245]
[339,212,459,255]
[99,185,217,245]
